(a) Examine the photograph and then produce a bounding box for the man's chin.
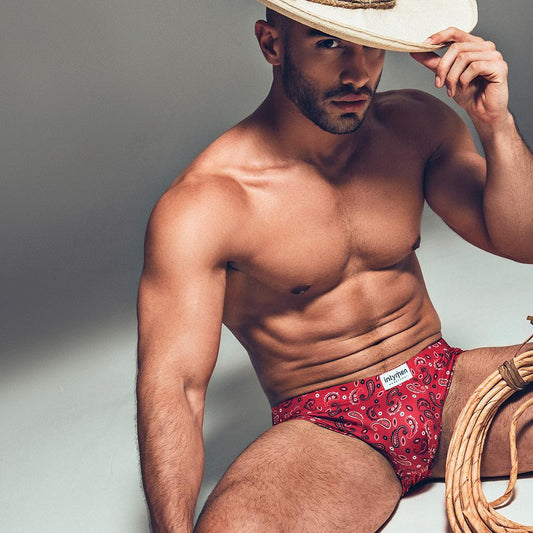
[319,114,364,135]
[299,104,367,135]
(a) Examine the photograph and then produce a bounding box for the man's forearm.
[137,372,205,533]
[477,112,533,262]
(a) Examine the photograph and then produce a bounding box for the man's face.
[280,23,385,134]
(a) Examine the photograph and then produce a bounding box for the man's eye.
[317,39,340,49]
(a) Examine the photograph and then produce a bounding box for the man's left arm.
[412,27,533,263]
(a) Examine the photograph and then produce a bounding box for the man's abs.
[223,252,442,406]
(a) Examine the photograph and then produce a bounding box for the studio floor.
[2,207,532,532]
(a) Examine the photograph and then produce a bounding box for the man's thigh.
[431,342,533,478]
[195,419,402,533]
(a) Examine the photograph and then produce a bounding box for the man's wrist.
[471,110,516,142]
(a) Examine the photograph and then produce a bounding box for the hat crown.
[307,0,395,9]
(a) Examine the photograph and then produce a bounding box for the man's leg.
[431,342,533,478]
[195,419,402,532]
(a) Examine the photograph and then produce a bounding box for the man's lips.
[330,94,369,111]
[331,94,369,102]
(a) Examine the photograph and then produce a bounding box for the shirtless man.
[136,5,533,531]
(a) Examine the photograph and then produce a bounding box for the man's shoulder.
[146,170,251,265]
[149,116,278,256]
[372,89,464,145]
[374,88,444,108]
[374,89,453,122]
[156,168,249,231]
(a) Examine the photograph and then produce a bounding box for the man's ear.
[255,20,283,66]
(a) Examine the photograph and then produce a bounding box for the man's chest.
[227,155,426,299]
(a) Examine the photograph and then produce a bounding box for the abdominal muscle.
[225,253,442,406]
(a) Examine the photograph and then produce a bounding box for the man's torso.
[173,90,448,405]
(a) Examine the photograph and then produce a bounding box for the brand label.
[379,362,413,390]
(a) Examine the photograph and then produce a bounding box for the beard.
[281,47,381,135]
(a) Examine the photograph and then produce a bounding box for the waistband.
[274,338,462,408]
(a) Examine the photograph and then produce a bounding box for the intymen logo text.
[379,363,413,390]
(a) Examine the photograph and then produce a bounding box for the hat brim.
[257,0,478,52]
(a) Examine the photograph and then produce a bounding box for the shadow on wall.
[1,0,268,368]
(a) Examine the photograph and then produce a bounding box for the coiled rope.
[445,317,533,532]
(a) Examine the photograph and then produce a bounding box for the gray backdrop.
[1,1,532,531]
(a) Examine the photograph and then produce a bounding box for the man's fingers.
[459,60,508,90]
[445,51,504,97]
[410,51,441,74]
[435,41,496,86]
[425,26,482,46]
[413,36,504,94]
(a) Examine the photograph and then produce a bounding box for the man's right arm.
[136,179,245,532]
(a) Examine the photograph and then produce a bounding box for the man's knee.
[195,479,283,533]
[520,341,533,355]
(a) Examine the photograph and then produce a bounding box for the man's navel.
[291,284,311,295]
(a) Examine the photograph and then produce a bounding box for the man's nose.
[339,46,370,88]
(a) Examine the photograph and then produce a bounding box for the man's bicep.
[423,115,503,255]
[137,193,229,400]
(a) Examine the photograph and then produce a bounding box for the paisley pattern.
[271,339,463,495]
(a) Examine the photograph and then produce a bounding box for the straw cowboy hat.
[256,0,478,52]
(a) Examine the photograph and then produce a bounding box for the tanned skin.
[136,11,533,533]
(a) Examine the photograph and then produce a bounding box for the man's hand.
[410,27,510,127]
